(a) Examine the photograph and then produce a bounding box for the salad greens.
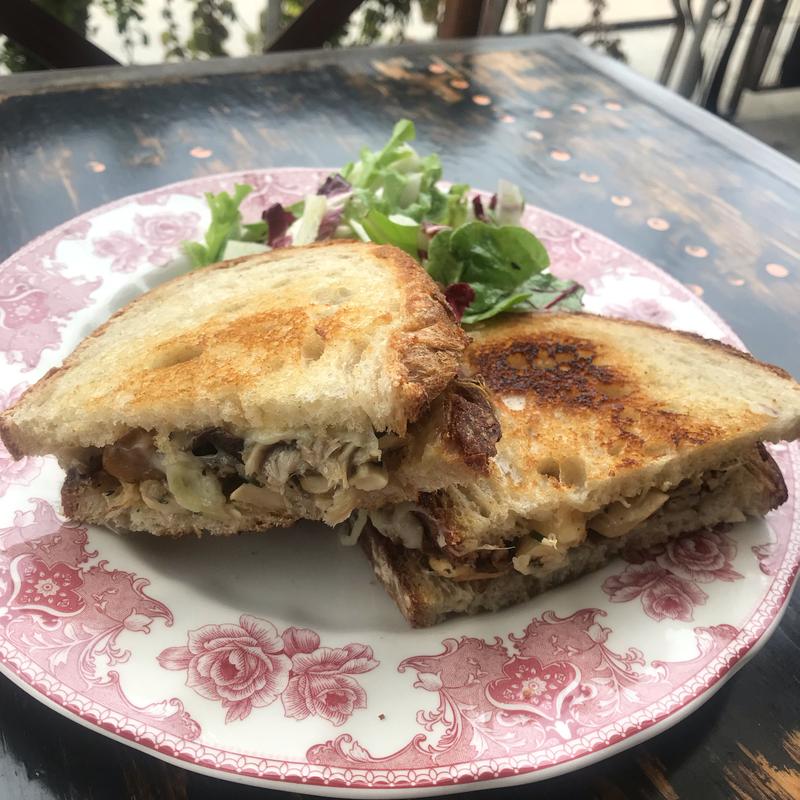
[340,118,446,224]
[183,184,268,268]
[183,119,583,324]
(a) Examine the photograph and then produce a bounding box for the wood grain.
[0,34,797,800]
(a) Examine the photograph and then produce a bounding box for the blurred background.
[1,0,798,158]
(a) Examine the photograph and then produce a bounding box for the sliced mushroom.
[299,473,331,494]
[103,429,161,483]
[322,488,358,524]
[369,503,424,549]
[244,443,271,477]
[229,483,285,511]
[337,509,368,546]
[350,462,388,491]
[337,442,359,487]
[262,445,304,487]
[512,535,566,575]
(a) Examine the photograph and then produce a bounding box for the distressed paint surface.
[0,34,798,800]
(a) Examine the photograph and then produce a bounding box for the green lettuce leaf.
[461,288,532,324]
[180,119,585,328]
[241,221,269,242]
[515,273,585,311]
[448,222,550,290]
[340,119,447,226]
[426,229,461,285]
[443,184,469,228]
[182,184,255,268]
[359,209,420,256]
[425,220,580,323]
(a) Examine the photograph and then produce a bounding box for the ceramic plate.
[0,169,797,797]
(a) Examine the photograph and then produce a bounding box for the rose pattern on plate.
[0,383,42,497]
[158,620,379,726]
[309,609,739,770]
[602,529,743,621]
[282,632,379,726]
[92,231,148,273]
[134,211,202,265]
[0,259,100,369]
[92,211,201,272]
[0,498,200,740]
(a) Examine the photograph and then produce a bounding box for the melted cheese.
[589,489,669,538]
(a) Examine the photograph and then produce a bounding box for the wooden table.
[1,34,798,800]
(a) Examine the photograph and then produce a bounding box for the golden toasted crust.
[474,313,800,470]
[470,313,764,475]
[381,245,471,424]
[0,241,469,457]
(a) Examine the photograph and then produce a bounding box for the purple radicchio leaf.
[444,282,475,322]
[472,195,487,222]
[316,208,343,241]
[262,203,296,247]
[317,173,351,197]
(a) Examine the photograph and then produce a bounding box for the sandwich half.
[0,241,499,536]
[357,312,800,626]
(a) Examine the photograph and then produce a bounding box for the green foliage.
[418,0,440,24]
[0,0,92,72]
[353,0,412,46]
[0,1,433,71]
[186,0,237,58]
[98,0,147,58]
[586,0,628,63]
[161,0,186,60]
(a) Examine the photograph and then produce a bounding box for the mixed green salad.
[183,119,583,325]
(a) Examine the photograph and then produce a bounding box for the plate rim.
[0,167,798,797]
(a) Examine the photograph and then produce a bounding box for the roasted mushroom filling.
[342,448,769,579]
[64,426,398,524]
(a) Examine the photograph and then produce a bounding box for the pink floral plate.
[0,168,797,797]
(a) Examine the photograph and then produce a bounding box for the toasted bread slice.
[373,313,800,557]
[1,241,467,456]
[357,312,800,622]
[0,241,493,535]
[363,444,787,626]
